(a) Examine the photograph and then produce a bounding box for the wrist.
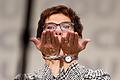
[63,54,78,63]
[45,59,60,66]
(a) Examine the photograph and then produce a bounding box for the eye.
[47,26,53,29]
[46,25,55,29]
[62,24,71,29]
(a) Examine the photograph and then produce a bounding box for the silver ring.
[64,39,68,43]
[49,49,56,53]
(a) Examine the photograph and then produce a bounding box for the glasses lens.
[60,22,74,30]
[45,23,56,30]
[44,22,74,31]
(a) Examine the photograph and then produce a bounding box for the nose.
[55,31,62,35]
[55,29,62,35]
[54,26,62,36]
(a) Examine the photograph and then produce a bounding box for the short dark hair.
[37,5,83,38]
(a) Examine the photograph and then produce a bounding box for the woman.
[14,5,111,80]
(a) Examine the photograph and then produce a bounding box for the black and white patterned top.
[14,62,111,80]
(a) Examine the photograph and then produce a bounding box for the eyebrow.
[45,21,72,24]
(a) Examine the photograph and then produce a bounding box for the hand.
[61,31,90,56]
[30,30,60,57]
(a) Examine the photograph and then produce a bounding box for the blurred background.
[0,0,120,80]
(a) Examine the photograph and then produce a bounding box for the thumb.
[81,39,91,49]
[30,37,40,46]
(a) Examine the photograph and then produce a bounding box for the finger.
[54,35,60,45]
[66,31,70,42]
[50,30,55,44]
[46,30,51,44]
[61,36,65,44]
[41,31,46,45]
[30,37,40,46]
[81,39,91,49]
[74,32,79,46]
[61,36,68,49]
[69,31,75,46]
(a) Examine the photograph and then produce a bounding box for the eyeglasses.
[44,22,74,31]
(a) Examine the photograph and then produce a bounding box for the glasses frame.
[44,22,74,31]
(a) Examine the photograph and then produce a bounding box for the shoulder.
[75,63,111,80]
[14,64,51,80]
[14,73,38,80]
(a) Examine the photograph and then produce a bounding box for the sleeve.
[83,68,111,80]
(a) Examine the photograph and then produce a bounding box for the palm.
[30,30,60,57]
[61,31,90,56]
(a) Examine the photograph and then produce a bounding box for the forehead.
[45,13,71,24]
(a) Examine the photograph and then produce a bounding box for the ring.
[50,49,56,53]
[64,39,68,43]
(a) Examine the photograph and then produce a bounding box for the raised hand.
[30,30,60,57]
[61,31,90,57]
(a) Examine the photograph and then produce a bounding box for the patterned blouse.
[14,62,111,80]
